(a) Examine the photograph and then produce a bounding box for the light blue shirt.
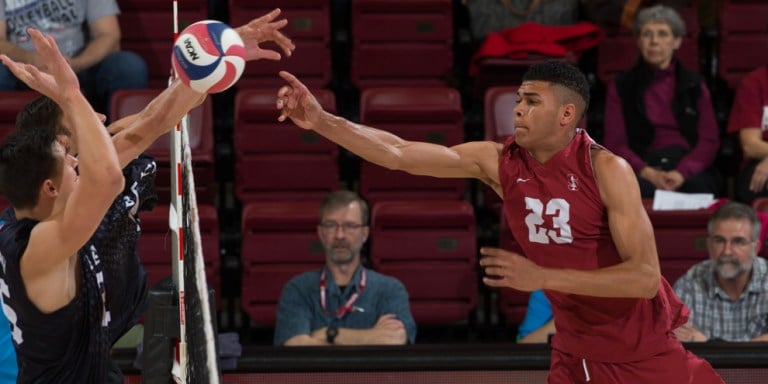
[274,266,417,345]
[0,299,17,383]
[517,289,553,340]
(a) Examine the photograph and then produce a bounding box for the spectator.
[0,0,147,114]
[728,65,768,205]
[602,5,720,198]
[274,190,417,346]
[516,289,555,344]
[673,201,768,342]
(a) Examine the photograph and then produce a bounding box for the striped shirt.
[673,257,768,341]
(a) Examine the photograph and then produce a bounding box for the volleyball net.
[173,115,220,383]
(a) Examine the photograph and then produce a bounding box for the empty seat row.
[116,0,455,89]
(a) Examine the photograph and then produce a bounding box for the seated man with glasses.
[273,190,417,346]
[673,201,768,342]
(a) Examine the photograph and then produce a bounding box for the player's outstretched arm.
[277,70,502,186]
[2,29,123,289]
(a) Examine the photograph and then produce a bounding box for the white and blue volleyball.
[172,20,245,93]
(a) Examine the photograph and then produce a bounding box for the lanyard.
[320,268,366,320]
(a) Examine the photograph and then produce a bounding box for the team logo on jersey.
[567,174,579,191]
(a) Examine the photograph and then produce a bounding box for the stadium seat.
[228,0,332,89]
[240,201,325,326]
[233,88,339,203]
[138,204,221,306]
[0,91,39,141]
[751,197,768,257]
[117,0,208,88]
[596,1,700,86]
[497,211,530,327]
[370,200,478,325]
[358,86,466,204]
[351,0,453,88]
[642,201,710,285]
[109,89,216,205]
[718,0,768,90]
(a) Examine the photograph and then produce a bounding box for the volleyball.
[172,20,246,94]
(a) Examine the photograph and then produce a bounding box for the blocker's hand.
[479,247,545,292]
[235,8,295,61]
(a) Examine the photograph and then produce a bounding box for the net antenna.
[168,1,220,382]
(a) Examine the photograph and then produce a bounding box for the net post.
[141,277,180,384]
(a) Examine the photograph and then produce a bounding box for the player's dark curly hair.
[522,60,590,114]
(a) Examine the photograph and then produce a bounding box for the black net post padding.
[142,276,180,384]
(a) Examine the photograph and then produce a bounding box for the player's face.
[51,141,79,202]
[637,22,681,70]
[707,218,757,281]
[513,81,565,149]
[318,202,369,266]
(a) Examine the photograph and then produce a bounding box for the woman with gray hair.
[602,4,721,199]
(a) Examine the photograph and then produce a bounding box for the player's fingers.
[258,8,281,23]
[258,49,282,61]
[278,70,302,88]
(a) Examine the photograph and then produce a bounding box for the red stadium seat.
[240,201,325,326]
[351,0,453,88]
[596,1,699,86]
[482,86,519,213]
[228,0,332,88]
[370,200,478,325]
[233,88,339,203]
[109,89,216,205]
[359,86,466,204]
[497,212,530,327]
[138,204,221,306]
[718,0,768,89]
[642,200,710,285]
[0,91,39,141]
[118,0,208,88]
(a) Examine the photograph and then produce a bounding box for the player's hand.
[749,157,768,193]
[235,8,295,62]
[479,247,545,292]
[277,70,324,129]
[0,28,80,103]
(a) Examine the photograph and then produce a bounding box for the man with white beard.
[673,201,768,342]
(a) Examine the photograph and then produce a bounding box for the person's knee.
[98,51,148,90]
[0,64,23,91]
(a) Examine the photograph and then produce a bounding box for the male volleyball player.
[276,61,724,383]
[0,8,294,383]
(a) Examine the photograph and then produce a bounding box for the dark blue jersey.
[0,155,156,383]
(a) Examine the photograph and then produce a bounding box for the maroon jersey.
[499,129,688,362]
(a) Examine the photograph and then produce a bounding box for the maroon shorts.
[548,345,723,384]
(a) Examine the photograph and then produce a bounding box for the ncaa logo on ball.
[172,20,245,94]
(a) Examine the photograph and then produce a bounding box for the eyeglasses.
[319,221,365,232]
[708,235,754,249]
